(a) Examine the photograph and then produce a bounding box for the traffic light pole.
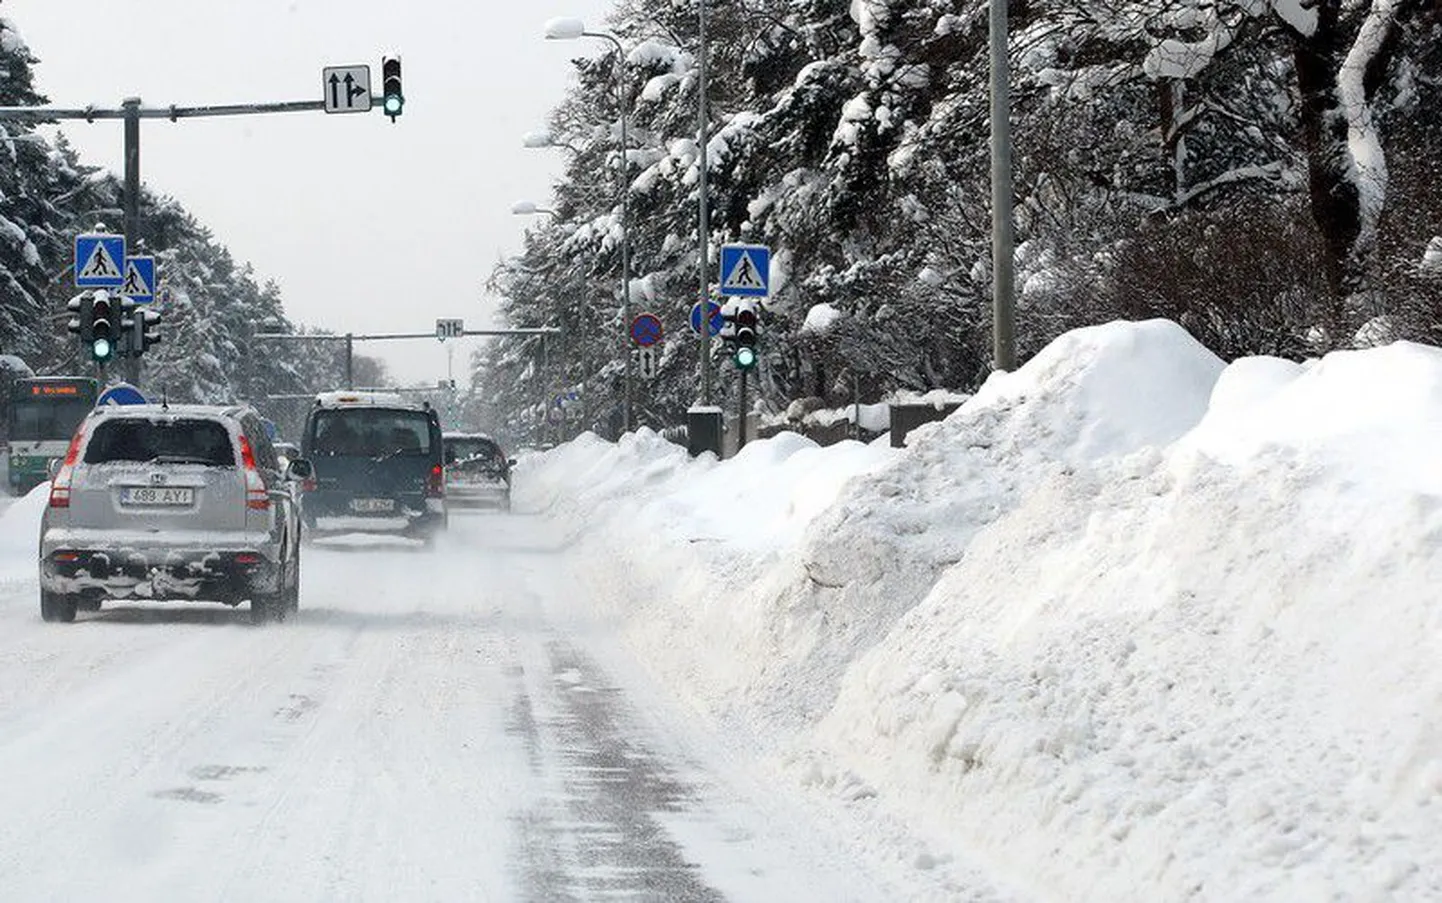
[0,94,388,389]
[123,98,142,387]
[737,365,748,452]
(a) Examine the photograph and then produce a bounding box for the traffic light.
[381,56,403,121]
[137,307,162,352]
[66,293,93,341]
[89,291,117,362]
[732,302,759,370]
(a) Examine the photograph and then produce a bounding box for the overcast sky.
[3,0,611,387]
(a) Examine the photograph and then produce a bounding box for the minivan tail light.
[237,435,270,511]
[49,427,86,509]
[425,464,444,498]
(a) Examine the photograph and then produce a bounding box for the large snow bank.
[521,318,1442,899]
[0,483,45,585]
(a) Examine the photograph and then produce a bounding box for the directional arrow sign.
[323,65,372,113]
[75,233,125,288]
[435,318,464,340]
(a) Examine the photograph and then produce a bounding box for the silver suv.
[38,403,311,624]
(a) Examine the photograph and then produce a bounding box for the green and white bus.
[6,377,99,494]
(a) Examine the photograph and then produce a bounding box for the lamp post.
[544,17,634,434]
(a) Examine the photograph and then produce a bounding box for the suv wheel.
[286,554,301,614]
[40,590,77,623]
[250,591,286,625]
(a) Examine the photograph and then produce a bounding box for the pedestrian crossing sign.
[122,256,155,303]
[74,233,126,288]
[718,243,770,297]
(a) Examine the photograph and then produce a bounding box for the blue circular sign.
[688,300,724,337]
[96,382,148,406]
[630,313,664,347]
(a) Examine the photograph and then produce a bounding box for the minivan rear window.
[83,418,236,466]
[310,409,433,458]
[445,437,502,464]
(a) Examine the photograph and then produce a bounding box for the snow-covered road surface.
[0,511,902,902]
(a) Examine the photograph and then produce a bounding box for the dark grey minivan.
[299,391,447,542]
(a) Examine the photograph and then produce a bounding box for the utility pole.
[684,0,725,458]
[990,0,1017,371]
[697,0,712,407]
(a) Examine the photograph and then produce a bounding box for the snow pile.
[523,317,1442,899]
[0,483,45,586]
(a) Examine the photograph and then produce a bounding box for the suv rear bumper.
[39,530,283,603]
[303,493,445,535]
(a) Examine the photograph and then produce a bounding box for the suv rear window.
[445,437,502,464]
[310,409,433,458]
[83,418,236,466]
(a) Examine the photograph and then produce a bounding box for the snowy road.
[0,510,890,902]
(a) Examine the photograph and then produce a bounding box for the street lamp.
[544,17,634,434]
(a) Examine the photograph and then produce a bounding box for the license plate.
[351,497,395,513]
[122,486,195,506]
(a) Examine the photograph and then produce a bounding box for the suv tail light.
[48,427,86,509]
[425,464,444,498]
[237,435,270,511]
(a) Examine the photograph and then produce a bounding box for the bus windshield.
[9,380,98,442]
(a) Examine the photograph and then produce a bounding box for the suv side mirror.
[507,458,517,468]
[285,458,315,481]
[46,458,62,479]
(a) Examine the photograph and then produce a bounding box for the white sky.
[3,0,611,387]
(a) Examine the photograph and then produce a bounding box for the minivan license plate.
[122,486,194,506]
[351,498,395,513]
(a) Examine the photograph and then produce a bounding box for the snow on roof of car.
[90,403,240,419]
[313,390,423,410]
[443,431,498,441]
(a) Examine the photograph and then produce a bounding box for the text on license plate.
[351,498,395,513]
[122,486,195,506]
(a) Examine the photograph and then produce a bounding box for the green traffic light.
[384,94,403,116]
[734,345,757,370]
[91,337,112,362]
